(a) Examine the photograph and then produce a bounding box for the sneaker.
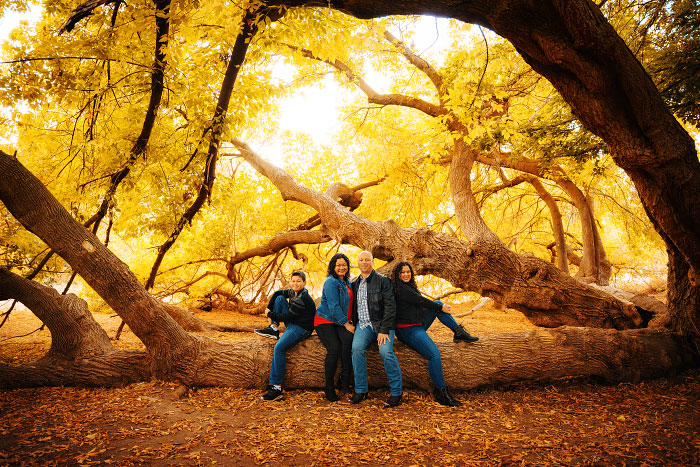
[349,392,368,404]
[261,386,283,401]
[254,325,279,340]
[453,325,479,343]
[384,394,402,408]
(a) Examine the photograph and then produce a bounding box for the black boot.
[434,387,462,407]
[349,392,368,404]
[453,325,479,343]
[324,386,339,402]
[337,375,353,393]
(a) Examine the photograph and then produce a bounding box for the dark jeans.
[315,323,354,389]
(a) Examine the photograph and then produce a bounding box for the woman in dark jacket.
[392,261,477,406]
[314,253,355,401]
[256,271,316,402]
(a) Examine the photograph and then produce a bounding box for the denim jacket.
[315,275,351,325]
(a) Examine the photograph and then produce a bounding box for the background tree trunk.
[527,177,569,275]
[160,302,256,333]
[0,150,200,380]
[0,267,152,389]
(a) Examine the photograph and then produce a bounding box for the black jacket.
[266,288,316,331]
[351,270,396,334]
[394,281,442,326]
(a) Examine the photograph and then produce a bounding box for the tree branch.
[383,30,444,99]
[229,230,331,267]
[144,6,285,290]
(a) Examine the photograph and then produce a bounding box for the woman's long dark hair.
[328,253,351,281]
[391,261,417,291]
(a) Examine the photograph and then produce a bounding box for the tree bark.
[215,329,692,391]
[0,267,152,389]
[0,351,153,389]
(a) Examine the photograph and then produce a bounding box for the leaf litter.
[0,305,698,466]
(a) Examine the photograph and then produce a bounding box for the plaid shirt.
[357,276,372,330]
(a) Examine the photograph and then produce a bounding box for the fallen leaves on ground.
[1,305,698,466]
[1,369,698,466]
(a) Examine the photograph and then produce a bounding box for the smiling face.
[290,275,305,293]
[399,265,412,283]
[334,258,348,278]
[358,251,373,276]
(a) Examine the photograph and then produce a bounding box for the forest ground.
[0,301,698,466]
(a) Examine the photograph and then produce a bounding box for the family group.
[253,251,479,408]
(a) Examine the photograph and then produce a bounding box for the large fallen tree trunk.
[0,352,153,389]
[3,327,689,390]
[114,328,695,390]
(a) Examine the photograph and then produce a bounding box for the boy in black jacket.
[255,271,316,401]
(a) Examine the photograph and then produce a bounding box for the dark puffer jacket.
[266,288,316,331]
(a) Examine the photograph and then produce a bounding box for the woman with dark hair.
[391,261,478,406]
[314,253,355,401]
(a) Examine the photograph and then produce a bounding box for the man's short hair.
[291,270,306,281]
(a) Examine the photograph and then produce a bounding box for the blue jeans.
[269,296,311,386]
[396,325,446,390]
[423,300,458,331]
[351,326,402,396]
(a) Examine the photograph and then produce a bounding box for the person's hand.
[377,333,390,346]
[442,303,452,314]
[344,322,355,334]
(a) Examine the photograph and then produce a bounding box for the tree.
[298,28,614,284]
[0,0,697,389]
